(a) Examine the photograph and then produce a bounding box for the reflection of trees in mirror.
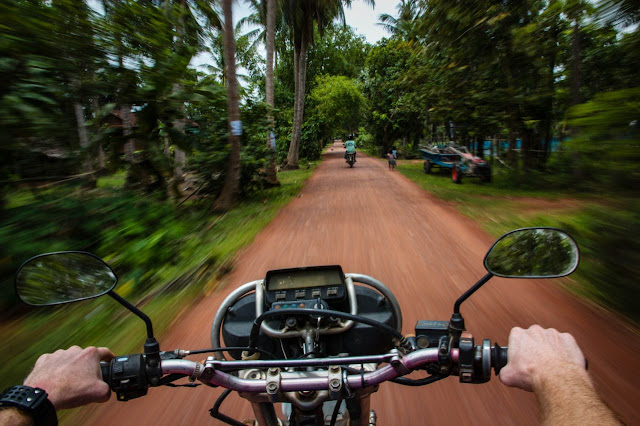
[486,230,577,277]
[16,253,116,305]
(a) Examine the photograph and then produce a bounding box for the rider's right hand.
[499,325,587,392]
[23,345,115,410]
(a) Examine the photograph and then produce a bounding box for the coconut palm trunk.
[214,0,242,211]
[264,0,279,185]
[286,30,308,169]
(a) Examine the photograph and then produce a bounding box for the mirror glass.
[484,228,579,278]
[15,252,117,306]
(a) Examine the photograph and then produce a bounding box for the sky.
[192,1,399,70]
[233,1,398,43]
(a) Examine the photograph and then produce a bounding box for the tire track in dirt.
[84,142,639,425]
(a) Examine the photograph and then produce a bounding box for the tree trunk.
[74,102,90,151]
[287,31,309,169]
[74,101,96,187]
[121,104,137,187]
[543,13,559,165]
[570,17,582,106]
[91,99,105,169]
[120,105,135,163]
[174,148,186,180]
[214,0,242,211]
[286,40,302,169]
[264,0,279,185]
[297,36,309,153]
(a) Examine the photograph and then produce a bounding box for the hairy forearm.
[534,364,620,425]
[0,408,34,426]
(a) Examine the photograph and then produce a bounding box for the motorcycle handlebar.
[100,344,513,398]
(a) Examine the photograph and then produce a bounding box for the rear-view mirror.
[15,252,117,306]
[484,228,579,278]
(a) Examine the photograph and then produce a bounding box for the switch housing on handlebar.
[101,354,149,401]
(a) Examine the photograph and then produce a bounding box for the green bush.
[558,204,640,323]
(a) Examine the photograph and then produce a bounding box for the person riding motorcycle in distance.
[344,135,356,163]
[0,326,621,425]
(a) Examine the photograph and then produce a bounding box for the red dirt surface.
[83,142,640,425]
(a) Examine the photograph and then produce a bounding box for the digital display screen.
[266,267,343,291]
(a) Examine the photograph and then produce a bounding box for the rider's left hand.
[24,346,115,410]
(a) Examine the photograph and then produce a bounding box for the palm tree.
[238,0,280,185]
[377,0,421,38]
[213,0,242,210]
[284,0,374,169]
[265,0,279,185]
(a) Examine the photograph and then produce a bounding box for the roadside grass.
[395,160,639,324]
[0,163,318,398]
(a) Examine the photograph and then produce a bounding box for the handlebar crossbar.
[161,348,456,392]
[210,354,397,371]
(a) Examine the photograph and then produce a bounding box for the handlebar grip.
[490,345,588,374]
[492,343,508,375]
[100,361,111,385]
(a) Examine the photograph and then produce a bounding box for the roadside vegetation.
[0,163,317,393]
[1,0,638,407]
[1,0,371,392]
[396,162,639,324]
[354,0,639,325]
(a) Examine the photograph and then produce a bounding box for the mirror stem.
[453,272,493,314]
[108,290,155,339]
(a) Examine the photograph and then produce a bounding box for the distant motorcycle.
[346,153,356,168]
[14,227,580,425]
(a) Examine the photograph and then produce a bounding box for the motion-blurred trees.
[360,0,639,189]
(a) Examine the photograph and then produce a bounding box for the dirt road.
[85,142,640,425]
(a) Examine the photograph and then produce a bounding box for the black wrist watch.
[0,385,57,426]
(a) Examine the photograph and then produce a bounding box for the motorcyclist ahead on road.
[344,136,356,163]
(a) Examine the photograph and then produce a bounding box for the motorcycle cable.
[185,346,277,359]
[341,366,446,387]
[209,389,244,426]
[329,395,344,426]
[158,374,201,387]
[247,308,406,355]
[390,374,447,387]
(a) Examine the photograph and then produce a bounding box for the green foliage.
[396,160,640,323]
[309,75,365,138]
[272,24,370,162]
[566,87,640,190]
[0,164,318,391]
[363,39,424,153]
[188,96,274,197]
[305,25,369,81]
[355,129,375,152]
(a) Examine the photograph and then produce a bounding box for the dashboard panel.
[264,265,346,306]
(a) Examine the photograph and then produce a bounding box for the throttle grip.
[100,361,111,384]
[489,344,588,374]
[491,343,508,375]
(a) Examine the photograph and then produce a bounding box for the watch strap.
[0,386,57,426]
